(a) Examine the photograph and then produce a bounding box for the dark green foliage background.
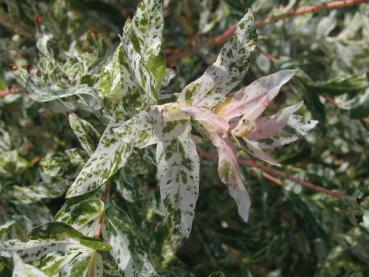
[1,0,369,276]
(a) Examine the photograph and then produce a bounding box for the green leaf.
[336,88,369,119]
[59,250,103,277]
[103,200,157,277]
[97,45,126,101]
[178,10,257,107]
[0,79,8,91]
[147,52,167,88]
[56,200,104,237]
[29,222,111,251]
[156,133,200,237]
[292,78,326,134]
[307,74,368,96]
[68,113,100,155]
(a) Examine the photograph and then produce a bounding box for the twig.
[95,183,110,239]
[255,0,369,27]
[0,88,24,97]
[167,0,369,65]
[256,45,279,62]
[0,7,34,38]
[199,151,352,200]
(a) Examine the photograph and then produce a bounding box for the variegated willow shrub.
[5,0,362,275]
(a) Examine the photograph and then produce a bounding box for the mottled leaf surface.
[156,133,200,237]
[178,10,257,108]
[103,201,157,277]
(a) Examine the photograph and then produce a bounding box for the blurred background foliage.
[1,0,369,276]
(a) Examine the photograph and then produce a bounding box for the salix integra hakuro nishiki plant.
[0,0,318,275]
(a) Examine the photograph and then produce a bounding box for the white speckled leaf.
[257,115,319,149]
[156,132,200,237]
[26,83,101,109]
[0,239,85,262]
[120,0,164,106]
[68,113,100,155]
[134,105,190,148]
[97,45,126,101]
[129,0,164,63]
[98,0,164,103]
[1,223,111,276]
[66,105,135,198]
[55,200,104,237]
[67,104,189,198]
[5,241,103,277]
[60,250,103,277]
[103,201,157,277]
[12,253,48,277]
[178,10,257,108]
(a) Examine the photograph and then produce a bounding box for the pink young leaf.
[212,135,251,222]
[218,70,297,123]
[180,105,229,135]
[234,102,303,139]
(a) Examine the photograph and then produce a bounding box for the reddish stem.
[0,88,24,97]
[168,0,369,65]
[95,183,110,239]
[199,151,352,200]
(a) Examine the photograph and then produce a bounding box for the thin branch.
[167,0,369,65]
[199,151,352,200]
[256,45,279,62]
[0,7,34,38]
[256,0,369,27]
[95,183,110,239]
[0,88,24,97]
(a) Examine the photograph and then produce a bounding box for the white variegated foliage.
[156,133,200,237]
[12,253,48,277]
[10,0,320,275]
[102,201,157,277]
[180,70,318,222]
[178,10,257,108]
[56,199,104,237]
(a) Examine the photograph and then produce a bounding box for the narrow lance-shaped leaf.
[128,0,166,86]
[56,199,104,237]
[68,113,100,155]
[11,253,48,277]
[256,115,319,149]
[156,132,200,237]
[0,223,110,276]
[67,104,189,198]
[66,105,135,198]
[237,102,304,139]
[29,222,111,251]
[4,240,104,277]
[213,135,251,222]
[178,10,257,108]
[102,201,157,277]
[120,0,165,106]
[59,250,104,277]
[97,45,126,100]
[217,70,297,123]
